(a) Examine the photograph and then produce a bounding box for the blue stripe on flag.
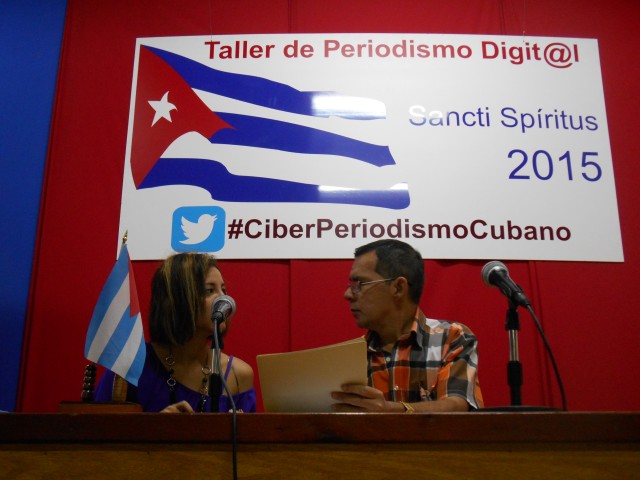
[212,112,396,167]
[140,157,410,209]
[124,326,146,385]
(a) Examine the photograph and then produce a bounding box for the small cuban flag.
[84,241,145,386]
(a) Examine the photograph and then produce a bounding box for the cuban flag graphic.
[130,45,410,210]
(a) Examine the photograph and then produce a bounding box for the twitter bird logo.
[171,206,225,252]
[180,214,217,244]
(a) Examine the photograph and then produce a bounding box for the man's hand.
[331,384,471,413]
[331,384,391,412]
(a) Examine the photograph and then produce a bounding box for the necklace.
[165,350,212,412]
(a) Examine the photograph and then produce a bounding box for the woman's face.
[200,266,229,337]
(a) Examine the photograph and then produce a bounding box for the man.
[331,239,483,412]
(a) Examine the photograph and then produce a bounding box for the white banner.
[119,34,622,261]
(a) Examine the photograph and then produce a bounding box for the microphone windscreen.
[211,294,236,319]
[481,260,507,287]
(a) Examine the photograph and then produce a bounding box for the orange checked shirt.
[366,309,484,409]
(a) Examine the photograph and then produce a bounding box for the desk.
[1,412,638,478]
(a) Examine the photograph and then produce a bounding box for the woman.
[94,253,256,412]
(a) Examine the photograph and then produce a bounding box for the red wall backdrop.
[19,0,640,412]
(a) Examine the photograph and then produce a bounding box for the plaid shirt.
[366,309,484,409]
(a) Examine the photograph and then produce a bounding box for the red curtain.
[19,0,640,412]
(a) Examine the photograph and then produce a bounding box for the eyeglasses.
[347,278,395,295]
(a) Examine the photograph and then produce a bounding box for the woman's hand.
[161,400,195,413]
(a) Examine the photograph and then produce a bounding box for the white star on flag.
[148,91,177,126]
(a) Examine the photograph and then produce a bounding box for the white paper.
[257,337,367,412]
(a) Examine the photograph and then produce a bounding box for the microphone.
[481,261,531,307]
[210,295,236,406]
[211,294,236,324]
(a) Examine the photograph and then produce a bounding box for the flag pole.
[111,231,130,403]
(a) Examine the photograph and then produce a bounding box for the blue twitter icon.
[171,206,226,253]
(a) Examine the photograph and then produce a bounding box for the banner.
[119,34,622,261]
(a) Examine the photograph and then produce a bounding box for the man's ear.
[393,276,410,298]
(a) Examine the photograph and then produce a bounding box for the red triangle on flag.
[130,46,231,187]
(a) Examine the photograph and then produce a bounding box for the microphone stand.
[485,299,561,412]
[505,301,522,407]
[209,317,224,413]
[209,314,239,480]
[480,262,566,412]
